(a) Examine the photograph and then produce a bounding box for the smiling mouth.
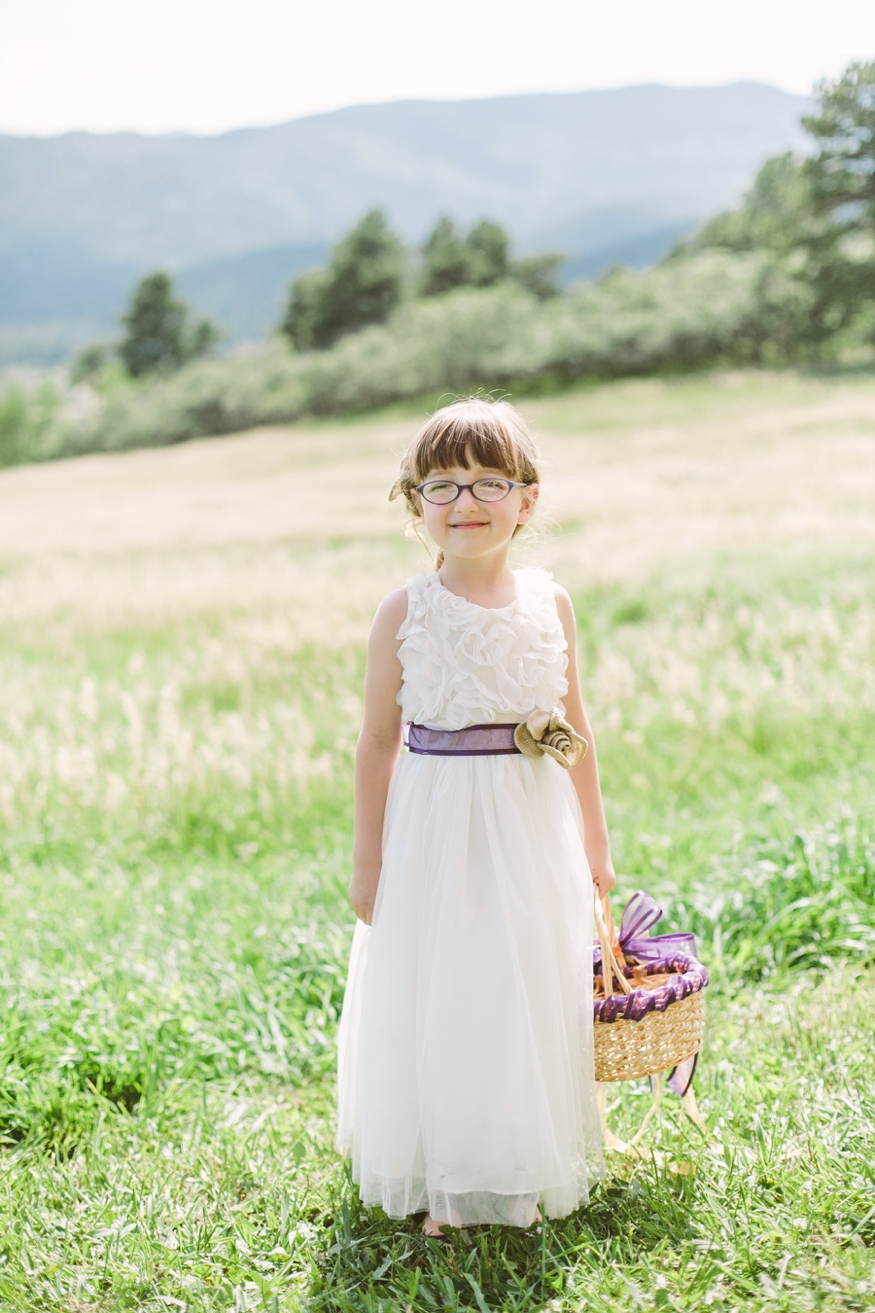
[449,521,488,528]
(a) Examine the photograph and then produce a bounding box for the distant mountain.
[176,244,328,343]
[0,83,810,363]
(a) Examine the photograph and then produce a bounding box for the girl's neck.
[437,555,517,609]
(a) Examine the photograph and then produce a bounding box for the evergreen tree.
[420,217,476,296]
[688,63,875,353]
[693,154,817,255]
[119,273,219,378]
[281,210,406,351]
[466,220,509,286]
[421,217,513,295]
[281,270,330,352]
[804,62,875,238]
[510,252,565,300]
[802,61,875,338]
[70,342,115,385]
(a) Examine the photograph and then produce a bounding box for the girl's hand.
[349,868,380,925]
[591,866,616,899]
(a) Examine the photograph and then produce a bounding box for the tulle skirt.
[336,751,604,1227]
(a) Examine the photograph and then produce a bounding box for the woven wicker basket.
[593,893,706,1084]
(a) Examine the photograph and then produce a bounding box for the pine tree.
[466,220,509,286]
[119,273,219,377]
[281,210,406,350]
[420,218,512,296]
[802,61,875,338]
[420,217,478,296]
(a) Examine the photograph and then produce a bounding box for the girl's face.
[419,462,538,565]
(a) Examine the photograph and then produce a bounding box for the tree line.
[2,58,873,468]
[683,59,875,354]
[281,213,562,352]
[75,218,562,384]
[72,58,875,387]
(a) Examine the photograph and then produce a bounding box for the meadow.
[1,368,875,1311]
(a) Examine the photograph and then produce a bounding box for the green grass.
[2,573,874,1310]
[1,373,875,1309]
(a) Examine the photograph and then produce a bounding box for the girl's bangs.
[414,416,528,483]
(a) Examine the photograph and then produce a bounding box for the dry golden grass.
[536,372,875,588]
[2,368,874,828]
[3,370,875,617]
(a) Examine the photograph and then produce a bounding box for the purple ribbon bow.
[619,889,699,963]
[593,891,705,1098]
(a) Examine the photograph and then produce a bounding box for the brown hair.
[390,398,542,567]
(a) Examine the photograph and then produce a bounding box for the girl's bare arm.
[349,589,408,924]
[554,586,617,897]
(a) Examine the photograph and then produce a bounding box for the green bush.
[0,381,59,467]
[49,248,810,457]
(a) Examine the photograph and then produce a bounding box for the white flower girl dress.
[336,567,603,1227]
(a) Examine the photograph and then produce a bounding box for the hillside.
[0,82,809,361]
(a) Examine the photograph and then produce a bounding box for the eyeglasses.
[415,478,529,505]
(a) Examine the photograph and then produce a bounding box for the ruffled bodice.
[396,568,569,731]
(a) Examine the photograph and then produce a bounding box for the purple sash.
[406,722,521,756]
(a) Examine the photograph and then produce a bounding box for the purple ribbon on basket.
[596,889,699,965]
[593,891,708,1098]
[592,890,699,967]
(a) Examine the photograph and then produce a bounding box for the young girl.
[336,398,616,1236]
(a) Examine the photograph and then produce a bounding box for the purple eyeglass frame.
[414,478,529,504]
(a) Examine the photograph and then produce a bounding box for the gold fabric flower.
[513,709,588,769]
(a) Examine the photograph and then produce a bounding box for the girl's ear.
[400,482,424,521]
[518,482,539,524]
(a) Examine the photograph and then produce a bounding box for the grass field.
[1,369,875,1311]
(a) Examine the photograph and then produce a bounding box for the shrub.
[0,381,59,467]
[47,248,803,459]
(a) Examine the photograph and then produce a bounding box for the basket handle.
[594,888,632,998]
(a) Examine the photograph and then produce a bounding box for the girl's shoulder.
[370,587,410,646]
[544,574,572,606]
[378,585,411,615]
[515,566,569,606]
[549,579,575,634]
[372,575,441,645]
[514,565,555,590]
[514,568,575,633]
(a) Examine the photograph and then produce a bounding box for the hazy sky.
[1,0,873,136]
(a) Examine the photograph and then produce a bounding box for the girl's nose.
[456,486,479,510]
